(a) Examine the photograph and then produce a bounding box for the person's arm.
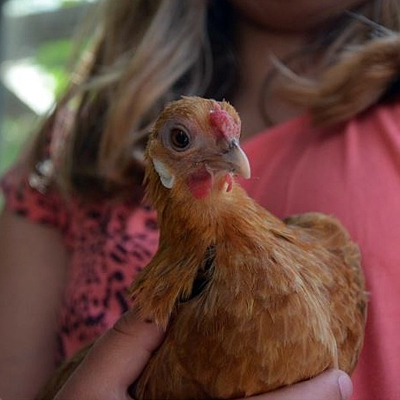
[54,310,353,400]
[0,208,68,399]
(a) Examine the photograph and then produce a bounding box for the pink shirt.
[2,100,400,400]
[240,102,400,400]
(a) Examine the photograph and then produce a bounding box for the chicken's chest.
[148,195,336,397]
[156,234,334,398]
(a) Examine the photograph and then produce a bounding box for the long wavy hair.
[28,0,400,201]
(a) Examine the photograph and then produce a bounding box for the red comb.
[209,103,238,140]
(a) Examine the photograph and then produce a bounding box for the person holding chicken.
[0,0,399,399]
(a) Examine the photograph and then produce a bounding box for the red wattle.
[186,169,213,199]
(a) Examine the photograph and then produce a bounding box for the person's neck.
[231,17,311,140]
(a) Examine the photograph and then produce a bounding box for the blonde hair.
[30,0,400,200]
[280,0,400,124]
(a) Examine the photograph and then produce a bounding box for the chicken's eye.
[170,128,190,150]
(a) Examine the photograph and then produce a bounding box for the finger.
[248,370,353,400]
[55,311,165,400]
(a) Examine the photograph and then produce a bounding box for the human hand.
[247,369,353,400]
[53,311,165,400]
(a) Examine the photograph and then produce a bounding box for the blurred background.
[0,0,96,176]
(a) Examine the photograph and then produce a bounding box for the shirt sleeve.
[0,105,74,231]
[1,162,69,232]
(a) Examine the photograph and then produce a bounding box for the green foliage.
[62,0,90,7]
[35,39,73,97]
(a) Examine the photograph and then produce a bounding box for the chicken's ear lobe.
[152,158,175,189]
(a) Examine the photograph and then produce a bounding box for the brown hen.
[38,96,367,400]
[130,96,367,399]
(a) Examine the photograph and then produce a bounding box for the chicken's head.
[145,96,251,200]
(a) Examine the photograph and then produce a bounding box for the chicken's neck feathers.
[157,181,283,242]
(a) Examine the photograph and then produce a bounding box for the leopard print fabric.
[1,166,159,364]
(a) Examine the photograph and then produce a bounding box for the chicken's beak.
[210,139,251,179]
[226,140,251,179]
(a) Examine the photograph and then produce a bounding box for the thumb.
[250,370,353,400]
[55,311,165,400]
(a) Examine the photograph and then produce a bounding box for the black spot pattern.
[1,169,159,365]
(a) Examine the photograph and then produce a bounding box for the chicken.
[129,96,367,399]
[38,96,367,400]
